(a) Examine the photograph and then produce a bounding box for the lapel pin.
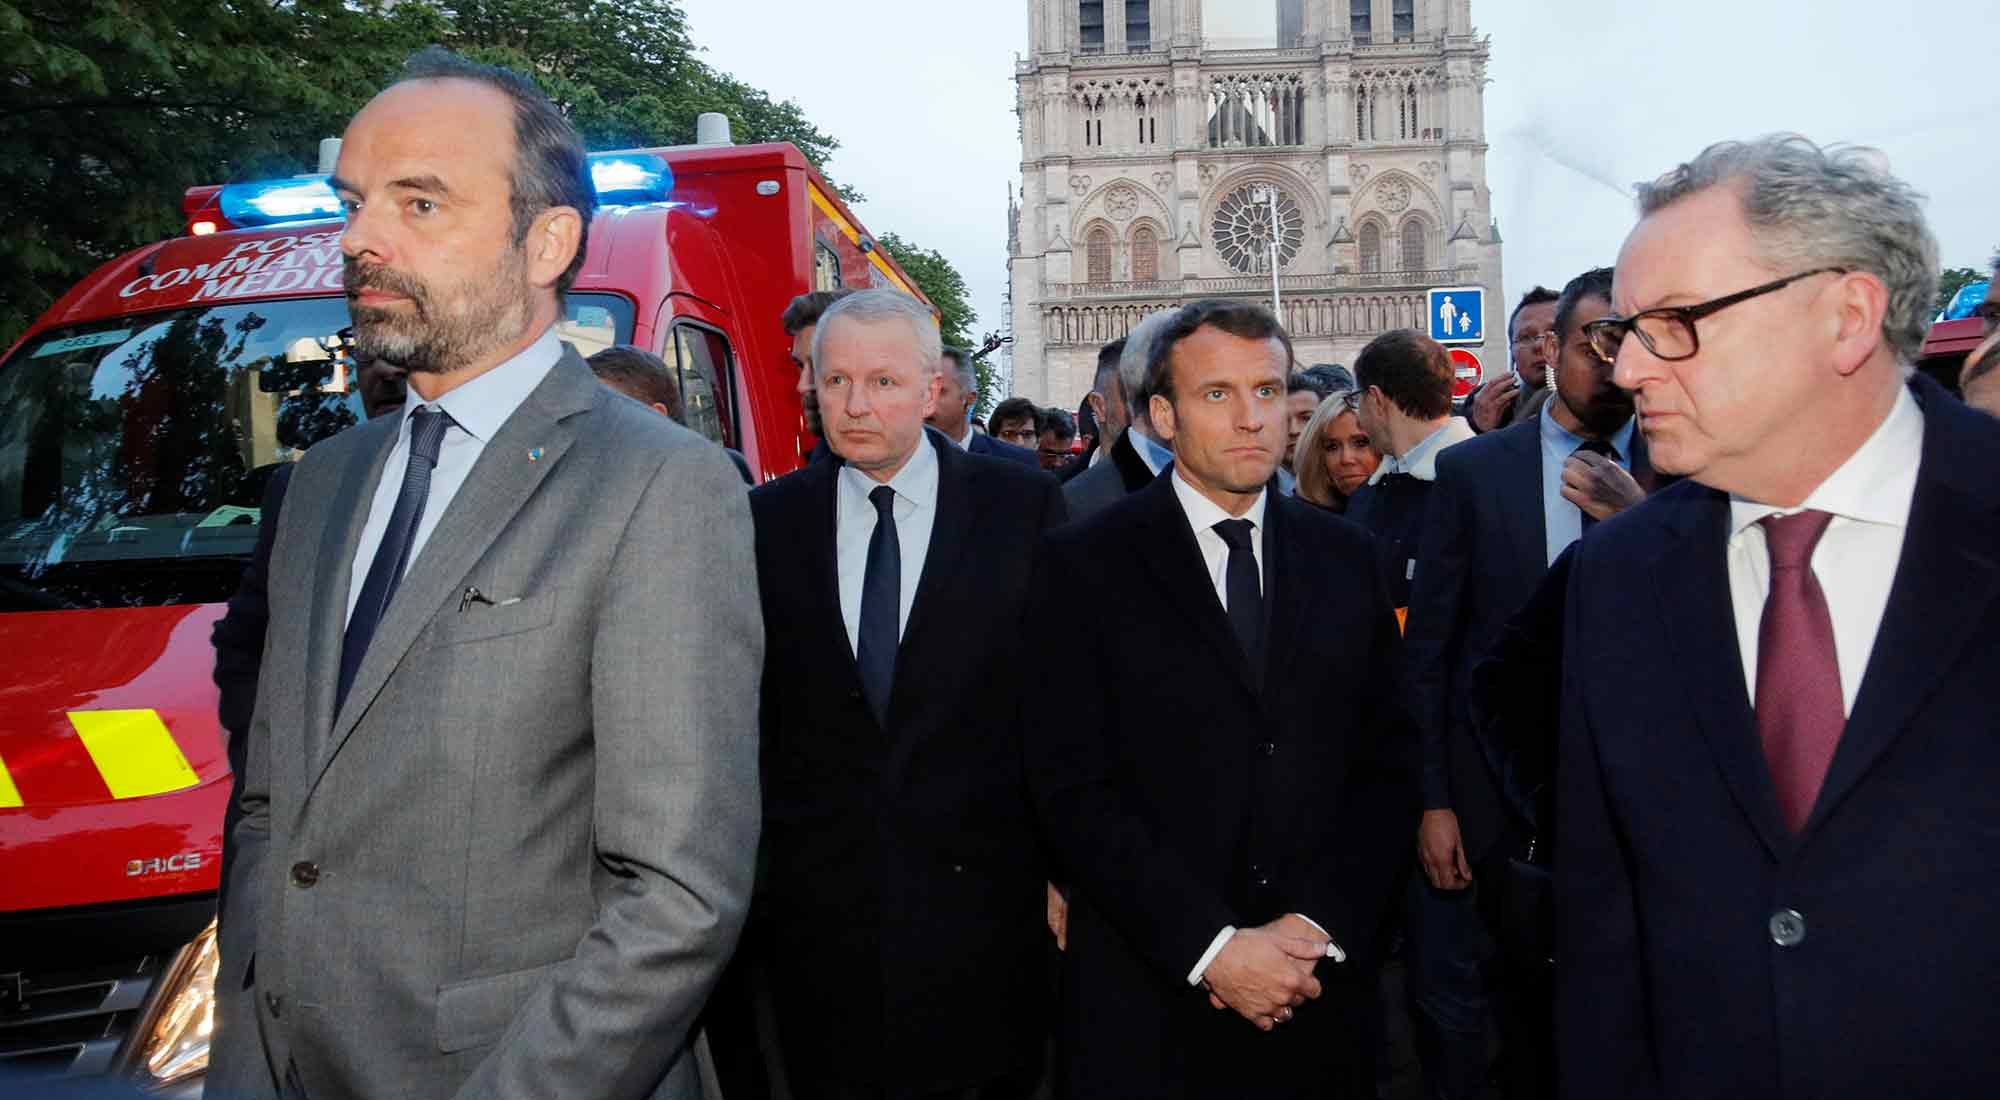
[527,446,544,462]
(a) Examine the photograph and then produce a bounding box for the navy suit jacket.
[966,429,1040,468]
[1557,374,2000,1099]
[750,432,1064,1091]
[1027,474,1415,1099]
[1061,429,1158,523]
[1404,412,1656,862]
[210,461,293,926]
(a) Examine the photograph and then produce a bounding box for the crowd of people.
[194,43,2000,1100]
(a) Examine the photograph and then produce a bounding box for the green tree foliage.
[1937,264,1992,316]
[0,0,443,350]
[1,0,850,351]
[875,232,992,412]
[437,0,845,181]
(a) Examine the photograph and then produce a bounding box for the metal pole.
[1259,187,1282,316]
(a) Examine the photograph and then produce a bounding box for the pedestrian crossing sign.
[1427,286,1486,345]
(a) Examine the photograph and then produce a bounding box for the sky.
[677,0,1995,370]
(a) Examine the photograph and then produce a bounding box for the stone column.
[1170,0,1199,46]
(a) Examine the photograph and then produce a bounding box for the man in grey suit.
[1062,309,1178,522]
[209,48,762,1100]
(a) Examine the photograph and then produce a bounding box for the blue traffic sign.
[1427,286,1486,345]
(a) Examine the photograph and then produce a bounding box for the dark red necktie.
[1754,510,1845,833]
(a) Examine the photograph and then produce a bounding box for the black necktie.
[1213,519,1264,671]
[338,406,451,712]
[1572,438,1621,533]
[855,484,901,725]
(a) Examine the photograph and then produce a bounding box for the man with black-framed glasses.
[1558,134,2000,1100]
[1462,287,1559,433]
[1399,265,1668,1100]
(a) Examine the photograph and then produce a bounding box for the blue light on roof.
[589,154,673,206]
[1942,279,1991,322]
[219,175,343,227]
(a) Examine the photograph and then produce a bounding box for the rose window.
[1211,185,1304,275]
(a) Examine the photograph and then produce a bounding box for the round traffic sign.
[1448,348,1482,398]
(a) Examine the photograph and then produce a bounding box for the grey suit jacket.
[211,347,762,1100]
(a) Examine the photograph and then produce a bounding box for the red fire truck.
[1918,315,1988,392]
[0,128,926,1093]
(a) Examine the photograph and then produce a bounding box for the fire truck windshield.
[0,294,630,611]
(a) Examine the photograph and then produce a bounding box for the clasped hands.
[1199,914,1329,1032]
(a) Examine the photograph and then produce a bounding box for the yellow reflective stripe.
[68,709,198,800]
[0,751,20,808]
[806,186,924,301]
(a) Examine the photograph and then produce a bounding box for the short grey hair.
[940,345,976,390]
[1635,134,1939,363]
[811,289,942,376]
[1119,309,1181,416]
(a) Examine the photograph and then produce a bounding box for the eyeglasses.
[995,427,1039,445]
[1582,267,1848,365]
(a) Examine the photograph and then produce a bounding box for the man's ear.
[920,369,942,418]
[525,206,583,290]
[1150,392,1177,442]
[1828,270,1891,378]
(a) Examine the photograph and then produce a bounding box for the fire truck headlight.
[136,918,219,1087]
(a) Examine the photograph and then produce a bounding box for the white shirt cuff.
[1188,926,1237,986]
[1294,914,1346,962]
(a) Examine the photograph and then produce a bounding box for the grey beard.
[353,294,531,377]
[347,249,533,377]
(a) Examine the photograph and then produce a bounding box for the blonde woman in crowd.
[1292,391,1382,514]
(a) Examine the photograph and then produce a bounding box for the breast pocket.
[432,588,560,647]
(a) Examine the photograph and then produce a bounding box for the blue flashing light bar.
[588,153,673,206]
[211,153,673,230]
[219,176,343,227]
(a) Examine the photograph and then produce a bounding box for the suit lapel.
[1133,475,1258,696]
[1113,430,1157,493]
[1497,416,1547,576]
[896,434,970,669]
[310,351,599,789]
[1806,389,2000,836]
[1652,485,1789,858]
[1260,493,1308,696]
[802,458,851,662]
[299,418,399,776]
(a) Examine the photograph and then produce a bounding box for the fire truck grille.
[0,893,214,1083]
[0,954,160,1078]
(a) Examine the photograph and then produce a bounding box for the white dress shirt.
[1727,385,1924,716]
[1167,470,1335,984]
[836,433,939,656]
[1170,468,1266,609]
[345,327,563,624]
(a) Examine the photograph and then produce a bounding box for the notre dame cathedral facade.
[1005,0,1505,410]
